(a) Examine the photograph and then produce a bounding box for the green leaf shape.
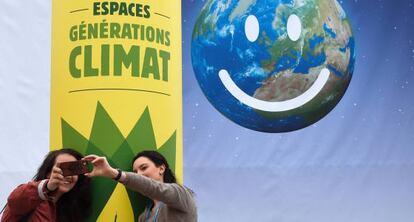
[89,102,125,157]
[111,141,135,171]
[61,119,89,154]
[126,107,157,154]
[158,131,177,173]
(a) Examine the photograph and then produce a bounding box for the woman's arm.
[2,180,46,219]
[122,172,196,212]
[2,164,64,221]
[83,155,196,212]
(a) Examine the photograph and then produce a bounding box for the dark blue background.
[182,1,414,221]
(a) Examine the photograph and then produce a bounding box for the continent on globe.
[192,0,355,132]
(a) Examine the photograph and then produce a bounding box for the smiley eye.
[245,15,259,42]
[287,14,302,41]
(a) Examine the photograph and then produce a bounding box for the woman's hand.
[83,155,118,178]
[47,165,64,191]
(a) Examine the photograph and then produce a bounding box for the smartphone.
[59,160,90,176]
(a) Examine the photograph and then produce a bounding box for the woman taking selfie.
[1,148,92,222]
[84,150,197,222]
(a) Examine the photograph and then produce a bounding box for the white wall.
[0,1,50,207]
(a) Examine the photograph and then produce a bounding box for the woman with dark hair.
[1,148,92,222]
[84,150,197,222]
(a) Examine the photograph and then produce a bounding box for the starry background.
[181,1,414,221]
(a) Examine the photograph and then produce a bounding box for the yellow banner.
[50,1,181,221]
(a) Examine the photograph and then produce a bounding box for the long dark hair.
[33,148,91,222]
[132,150,177,183]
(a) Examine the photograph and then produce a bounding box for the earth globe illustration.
[191,0,355,133]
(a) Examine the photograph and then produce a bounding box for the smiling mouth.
[219,68,329,112]
[218,14,330,112]
[63,178,74,184]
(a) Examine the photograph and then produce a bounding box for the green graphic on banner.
[61,102,176,222]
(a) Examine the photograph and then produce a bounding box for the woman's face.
[55,153,79,193]
[133,157,165,182]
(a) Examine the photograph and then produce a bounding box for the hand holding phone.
[59,160,90,176]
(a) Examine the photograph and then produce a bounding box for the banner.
[50,1,182,221]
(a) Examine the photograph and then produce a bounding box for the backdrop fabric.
[1,1,414,222]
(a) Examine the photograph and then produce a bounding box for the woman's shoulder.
[167,183,197,209]
[176,184,196,197]
[9,180,42,199]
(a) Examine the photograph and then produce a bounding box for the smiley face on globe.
[191,0,355,133]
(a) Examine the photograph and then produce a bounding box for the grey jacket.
[123,172,197,222]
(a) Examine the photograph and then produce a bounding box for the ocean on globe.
[191,0,355,133]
